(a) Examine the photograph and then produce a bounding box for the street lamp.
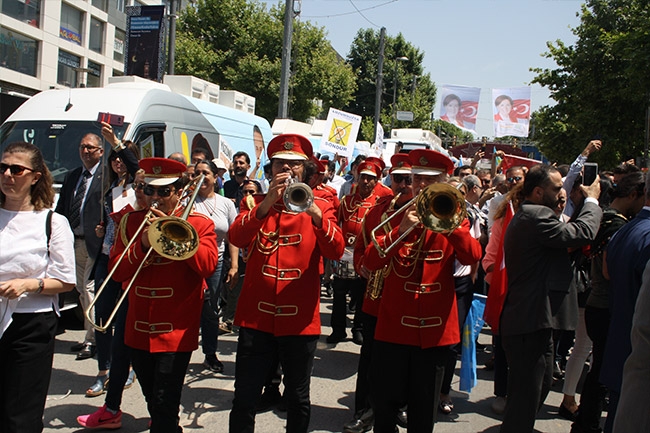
[390,56,409,133]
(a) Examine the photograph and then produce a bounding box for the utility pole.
[373,27,386,142]
[167,0,176,76]
[278,0,295,119]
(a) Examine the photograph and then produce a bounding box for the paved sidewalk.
[44,299,578,432]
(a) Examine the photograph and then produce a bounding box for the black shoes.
[352,330,364,346]
[343,409,374,433]
[553,361,565,380]
[326,332,347,344]
[203,354,224,373]
[76,343,96,360]
[255,386,282,412]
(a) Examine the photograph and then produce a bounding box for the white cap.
[212,158,228,171]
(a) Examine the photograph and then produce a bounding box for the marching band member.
[228,134,345,433]
[327,160,382,345]
[343,153,413,433]
[109,158,218,433]
[362,149,482,433]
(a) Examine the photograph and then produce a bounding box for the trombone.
[370,182,467,257]
[85,174,205,333]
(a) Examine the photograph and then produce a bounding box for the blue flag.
[460,294,487,392]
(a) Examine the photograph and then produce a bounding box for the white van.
[0,76,272,186]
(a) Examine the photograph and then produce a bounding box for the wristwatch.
[36,278,45,294]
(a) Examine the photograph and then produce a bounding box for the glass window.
[0,27,38,77]
[87,61,102,87]
[89,18,104,54]
[57,50,80,87]
[91,0,108,12]
[59,3,83,46]
[1,0,41,28]
[113,28,125,63]
[113,68,124,77]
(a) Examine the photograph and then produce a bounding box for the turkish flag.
[460,101,479,123]
[511,99,530,120]
[501,154,542,170]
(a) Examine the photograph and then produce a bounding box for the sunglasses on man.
[143,185,175,197]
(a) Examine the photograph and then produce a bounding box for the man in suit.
[600,176,650,433]
[499,164,602,433]
[55,132,106,359]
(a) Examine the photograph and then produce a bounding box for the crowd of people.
[1,131,650,433]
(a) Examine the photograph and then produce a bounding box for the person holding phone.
[562,140,602,218]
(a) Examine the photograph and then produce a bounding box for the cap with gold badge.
[140,157,187,186]
[390,153,412,174]
[409,149,454,176]
[267,133,313,161]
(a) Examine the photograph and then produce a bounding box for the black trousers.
[371,340,447,433]
[500,328,554,433]
[573,305,610,433]
[354,312,377,414]
[229,327,318,433]
[330,276,365,335]
[493,334,509,397]
[130,349,192,433]
[0,311,57,433]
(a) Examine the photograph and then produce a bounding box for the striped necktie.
[70,170,90,230]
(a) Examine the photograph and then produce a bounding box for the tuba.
[283,176,314,212]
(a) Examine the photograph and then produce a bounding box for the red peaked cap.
[267,133,313,161]
[390,153,412,174]
[409,149,454,176]
[365,156,386,172]
[140,157,187,186]
[357,161,382,178]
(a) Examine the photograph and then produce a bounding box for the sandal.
[124,370,136,390]
[86,375,109,397]
[439,400,453,415]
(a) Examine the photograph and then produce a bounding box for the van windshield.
[0,120,128,183]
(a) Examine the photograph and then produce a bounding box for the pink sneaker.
[77,404,122,429]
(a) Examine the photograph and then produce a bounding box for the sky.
[261,0,584,139]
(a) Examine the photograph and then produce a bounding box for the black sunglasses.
[392,174,412,185]
[143,185,174,197]
[0,163,34,176]
[134,182,146,191]
[507,176,523,183]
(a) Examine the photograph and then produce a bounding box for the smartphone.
[97,112,124,127]
[583,162,598,185]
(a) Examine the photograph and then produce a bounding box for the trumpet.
[85,174,205,333]
[370,182,467,257]
[283,176,314,213]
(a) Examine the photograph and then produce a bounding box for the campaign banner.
[125,5,166,81]
[439,84,480,133]
[320,108,362,159]
[492,87,531,138]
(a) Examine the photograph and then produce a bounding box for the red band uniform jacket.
[363,217,481,348]
[109,210,218,353]
[229,194,345,336]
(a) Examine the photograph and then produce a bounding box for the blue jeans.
[201,258,223,355]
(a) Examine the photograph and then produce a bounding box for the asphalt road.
[44,298,579,432]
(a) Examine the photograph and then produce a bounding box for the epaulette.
[245,194,257,210]
[118,211,131,247]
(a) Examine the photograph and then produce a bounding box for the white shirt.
[193,194,237,256]
[0,209,76,314]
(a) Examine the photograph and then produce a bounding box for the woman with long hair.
[0,142,76,432]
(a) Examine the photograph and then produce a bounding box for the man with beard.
[224,151,251,210]
[499,164,602,433]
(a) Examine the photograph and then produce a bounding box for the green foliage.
[345,29,438,141]
[175,0,356,123]
[531,0,650,168]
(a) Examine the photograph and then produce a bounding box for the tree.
[531,0,650,167]
[175,0,356,123]
[346,29,438,142]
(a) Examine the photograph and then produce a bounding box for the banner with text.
[125,5,166,82]
[492,87,531,138]
[439,84,480,133]
[320,108,362,159]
